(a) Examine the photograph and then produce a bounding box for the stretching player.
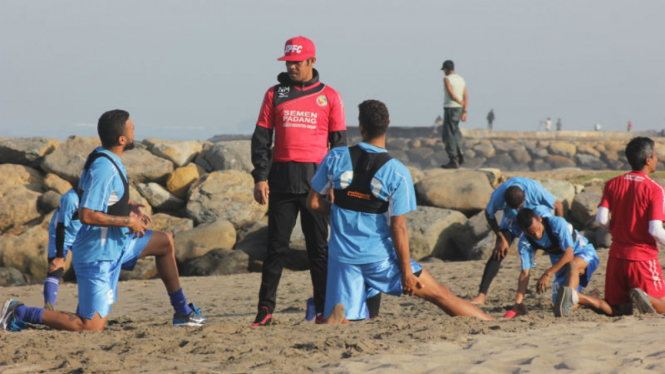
[2,110,205,331]
[510,208,599,317]
[307,99,493,323]
[43,189,81,310]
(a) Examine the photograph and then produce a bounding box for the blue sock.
[14,305,44,325]
[168,288,193,316]
[43,276,60,306]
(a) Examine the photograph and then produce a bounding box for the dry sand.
[2,248,665,374]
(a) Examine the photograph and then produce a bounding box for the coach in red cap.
[250,36,347,326]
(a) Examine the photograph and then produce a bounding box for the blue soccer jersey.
[312,143,417,264]
[47,189,82,257]
[486,177,558,237]
[72,147,131,264]
[518,216,597,271]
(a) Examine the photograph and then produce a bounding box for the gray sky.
[1,0,664,141]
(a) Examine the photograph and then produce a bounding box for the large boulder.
[128,184,153,217]
[405,206,468,260]
[173,219,236,263]
[549,142,577,158]
[186,170,267,228]
[150,213,193,236]
[43,173,73,194]
[575,154,606,170]
[450,211,493,260]
[166,164,199,198]
[0,164,44,233]
[547,154,576,169]
[570,191,603,225]
[137,182,185,211]
[0,137,59,167]
[181,248,249,276]
[0,225,49,280]
[41,136,100,185]
[472,141,496,158]
[121,147,174,184]
[202,140,253,173]
[0,267,27,287]
[538,178,576,214]
[38,190,62,214]
[415,169,493,216]
[143,138,202,167]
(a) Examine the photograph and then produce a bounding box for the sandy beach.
[2,246,665,374]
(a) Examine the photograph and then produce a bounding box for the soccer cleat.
[1,299,25,332]
[314,313,325,324]
[44,302,55,311]
[252,306,272,326]
[554,286,577,317]
[173,303,206,327]
[629,288,657,314]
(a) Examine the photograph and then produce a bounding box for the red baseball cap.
[277,36,316,61]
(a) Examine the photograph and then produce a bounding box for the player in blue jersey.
[43,189,82,310]
[513,208,599,317]
[470,177,564,306]
[2,110,205,332]
[307,100,493,323]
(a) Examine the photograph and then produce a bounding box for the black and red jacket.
[251,69,347,194]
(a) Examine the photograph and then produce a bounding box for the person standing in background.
[440,60,467,169]
[486,109,494,130]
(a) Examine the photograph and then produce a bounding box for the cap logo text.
[284,44,303,54]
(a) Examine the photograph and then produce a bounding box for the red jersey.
[599,171,665,260]
[255,75,346,164]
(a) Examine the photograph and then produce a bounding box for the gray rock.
[405,148,434,165]
[143,138,202,167]
[38,190,62,214]
[405,206,468,260]
[386,149,409,164]
[483,153,516,170]
[547,155,576,169]
[450,211,493,260]
[186,170,267,228]
[415,169,493,216]
[0,225,49,280]
[530,159,553,171]
[43,173,73,194]
[538,178,576,214]
[575,154,606,170]
[595,226,612,248]
[492,140,524,153]
[468,233,497,261]
[120,258,158,281]
[386,138,410,151]
[203,140,253,173]
[549,142,577,158]
[530,147,550,159]
[0,137,59,167]
[137,182,185,211]
[122,148,174,184]
[235,220,269,261]
[173,219,237,263]
[41,136,100,185]
[0,267,27,287]
[181,248,249,276]
[510,148,532,164]
[128,184,153,217]
[570,191,603,225]
[472,141,495,158]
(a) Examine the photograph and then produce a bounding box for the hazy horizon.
[1,1,664,141]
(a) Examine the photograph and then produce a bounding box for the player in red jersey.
[250,36,347,326]
[556,137,665,316]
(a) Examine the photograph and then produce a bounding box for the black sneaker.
[252,306,272,326]
[441,160,459,169]
[1,299,26,332]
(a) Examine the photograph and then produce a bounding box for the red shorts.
[605,256,665,305]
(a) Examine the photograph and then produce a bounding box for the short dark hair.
[358,100,390,139]
[98,109,130,148]
[443,60,455,71]
[516,208,538,232]
[504,185,525,209]
[625,137,655,171]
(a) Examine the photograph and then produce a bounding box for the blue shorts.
[551,243,599,303]
[75,231,152,319]
[47,241,72,261]
[325,256,423,320]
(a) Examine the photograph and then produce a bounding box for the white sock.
[571,289,579,304]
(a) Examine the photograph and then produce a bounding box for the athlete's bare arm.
[306,189,331,215]
[79,207,147,237]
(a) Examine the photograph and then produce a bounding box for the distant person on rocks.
[556,137,665,317]
[440,60,467,169]
[470,177,564,306]
[430,115,443,137]
[545,117,552,131]
[505,208,599,318]
[628,121,633,132]
[487,109,494,130]
[556,118,562,131]
[308,99,493,324]
[594,123,602,131]
[43,189,81,311]
[1,109,206,332]
[250,36,347,326]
